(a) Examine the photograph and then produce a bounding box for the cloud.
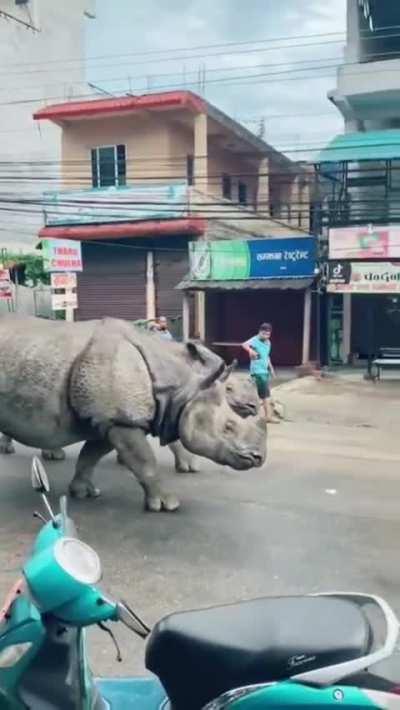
[88,0,347,157]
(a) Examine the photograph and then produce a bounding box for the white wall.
[0,0,94,251]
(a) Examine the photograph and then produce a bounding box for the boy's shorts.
[251,374,270,400]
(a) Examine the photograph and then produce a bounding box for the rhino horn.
[219,359,238,383]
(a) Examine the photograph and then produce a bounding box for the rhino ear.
[186,341,208,365]
[219,359,237,383]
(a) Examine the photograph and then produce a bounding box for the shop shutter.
[154,248,188,318]
[76,243,146,321]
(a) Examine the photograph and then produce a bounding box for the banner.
[189,237,316,281]
[0,268,12,300]
[51,292,78,310]
[44,183,188,226]
[329,225,400,260]
[42,239,83,273]
[328,261,400,293]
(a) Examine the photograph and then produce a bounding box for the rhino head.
[178,378,267,470]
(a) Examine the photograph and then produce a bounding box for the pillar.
[342,293,352,363]
[195,291,206,341]
[146,250,155,320]
[256,157,269,213]
[194,113,208,193]
[182,291,190,341]
[302,287,312,364]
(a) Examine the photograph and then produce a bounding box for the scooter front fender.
[96,676,168,710]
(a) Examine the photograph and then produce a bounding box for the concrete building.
[329,0,400,132]
[320,0,400,367]
[34,90,317,365]
[0,0,94,251]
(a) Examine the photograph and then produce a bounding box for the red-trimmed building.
[34,90,315,362]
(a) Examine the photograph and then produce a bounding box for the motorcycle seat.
[146,595,372,710]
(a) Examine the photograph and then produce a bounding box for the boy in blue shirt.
[242,322,279,423]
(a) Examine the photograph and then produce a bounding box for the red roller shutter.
[76,242,146,321]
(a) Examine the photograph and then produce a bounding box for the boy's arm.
[242,338,258,360]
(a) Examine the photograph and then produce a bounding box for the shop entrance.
[351,294,400,360]
[205,289,305,366]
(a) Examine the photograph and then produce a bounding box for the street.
[1,373,400,678]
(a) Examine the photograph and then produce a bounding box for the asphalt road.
[1,374,400,678]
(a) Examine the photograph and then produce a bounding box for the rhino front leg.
[109,426,180,512]
[169,440,200,474]
[42,448,66,462]
[0,434,15,455]
[69,439,114,499]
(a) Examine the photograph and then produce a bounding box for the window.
[238,181,247,206]
[187,154,194,186]
[91,144,126,188]
[222,173,232,200]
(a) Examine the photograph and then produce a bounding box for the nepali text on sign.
[189,237,316,280]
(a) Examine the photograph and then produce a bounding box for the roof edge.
[33,90,206,122]
[38,217,206,241]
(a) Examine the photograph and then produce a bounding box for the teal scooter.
[1,458,400,709]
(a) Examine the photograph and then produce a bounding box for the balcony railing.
[42,182,309,235]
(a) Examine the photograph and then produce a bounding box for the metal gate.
[76,243,146,321]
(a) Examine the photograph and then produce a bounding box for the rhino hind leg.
[42,448,66,462]
[109,426,180,512]
[0,434,15,455]
[69,439,114,499]
[169,440,200,474]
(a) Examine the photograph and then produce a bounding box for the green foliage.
[4,252,49,287]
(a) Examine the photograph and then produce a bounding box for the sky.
[86,0,347,160]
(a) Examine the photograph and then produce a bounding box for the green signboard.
[189,237,316,281]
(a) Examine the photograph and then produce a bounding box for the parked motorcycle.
[1,457,400,709]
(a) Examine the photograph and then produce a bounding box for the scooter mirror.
[117,601,151,639]
[31,457,51,494]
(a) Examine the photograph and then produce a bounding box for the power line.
[2,18,392,73]
[0,9,39,32]
[1,24,399,85]
[0,54,345,97]
[0,29,347,73]
[2,55,400,110]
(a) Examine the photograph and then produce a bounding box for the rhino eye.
[226,385,233,393]
[224,420,236,434]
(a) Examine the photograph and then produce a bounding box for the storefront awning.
[317,129,400,164]
[38,218,206,241]
[177,278,313,291]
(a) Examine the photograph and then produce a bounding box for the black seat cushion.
[146,596,371,710]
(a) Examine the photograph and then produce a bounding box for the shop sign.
[328,261,400,293]
[42,239,83,272]
[51,291,78,310]
[0,268,12,300]
[43,183,188,226]
[189,237,316,281]
[50,272,77,289]
[329,225,400,260]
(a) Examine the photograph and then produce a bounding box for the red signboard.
[329,225,400,260]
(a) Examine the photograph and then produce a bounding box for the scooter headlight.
[54,538,102,585]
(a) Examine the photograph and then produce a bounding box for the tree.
[3,252,49,287]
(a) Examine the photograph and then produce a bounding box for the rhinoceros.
[0,316,266,511]
[0,373,260,473]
